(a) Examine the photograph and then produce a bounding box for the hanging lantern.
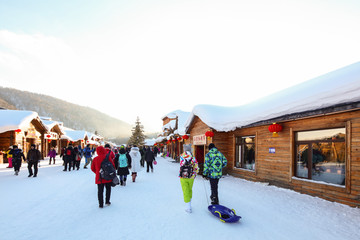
[167,140,170,144]
[205,130,214,139]
[182,135,189,140]
[48,139,52,143]
[177,137,182,141]
[14,129,21,133]
[172,139,176,142]
[268,123,283,137]
[46,134,51,138]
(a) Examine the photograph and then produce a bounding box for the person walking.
[6,146,13,168]
[27,144,41,177]
[179,146,199,213]
[203,143,227,205]
[129,145,141,182]
[63,144,74,171]
[10,145,26,176]
[116,146,131,186]
[83,144,93,169]
[73,147,81,170]
[145,147,155,173]
[140,146,146,167]
[91,146,115,208]
[48,147,57,165]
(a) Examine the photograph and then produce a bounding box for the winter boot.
[185,201,192,213]
[123,180,126,186]
[120,180,123,186]
[211,196,219,205]
[15,170,19,176]
[28,174,33,177]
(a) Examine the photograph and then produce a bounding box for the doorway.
[195,145,205,174]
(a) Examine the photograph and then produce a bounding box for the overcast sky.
[1,0,359,133]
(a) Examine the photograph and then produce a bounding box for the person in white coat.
[129,145,141,182]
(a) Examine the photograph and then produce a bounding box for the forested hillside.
[0,87,132,140]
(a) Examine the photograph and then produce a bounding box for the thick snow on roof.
[162,110,191,135]
[186,61,360,132]
[0,110,39,134]
[41,120,64,133]
[61,129,88,141]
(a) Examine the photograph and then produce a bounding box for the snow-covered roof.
[162,110,191,135]
[0,110,44,134]
[144,138,156,146]
[41,120,64,134]
[61,129,88,141]
[185,61,360,132]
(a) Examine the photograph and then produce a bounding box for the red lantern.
[14,129,21,133]
[172,139,176,142]
[48,139,52,143]
[167,140,170,144]
[182,135,189,140]
[177,137,182,141]
[46,134,51,138]
[205,130,214,138]
[268,123,283,137]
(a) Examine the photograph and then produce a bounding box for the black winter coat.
[145,149,155,163]
[27,149,41,162]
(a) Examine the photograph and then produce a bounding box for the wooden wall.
[187,111,360,207]
[226,110,360,207]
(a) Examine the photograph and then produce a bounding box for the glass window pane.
[296,144,309,178]
[242,143,255,170]
[296,128,345,141]
[311,142,345,185]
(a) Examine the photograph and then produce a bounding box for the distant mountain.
[0,87,132,141]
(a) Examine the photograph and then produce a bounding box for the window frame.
[294,127,346,186]
[235,135,256,171]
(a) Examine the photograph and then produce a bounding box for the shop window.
[235,136,255,171]
[295,128,346,185]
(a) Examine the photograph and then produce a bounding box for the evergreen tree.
[127,117,146,146]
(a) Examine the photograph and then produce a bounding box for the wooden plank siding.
[188,110,360,207]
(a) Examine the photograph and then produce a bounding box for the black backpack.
[99,152,116,180]
[180,159,193,178]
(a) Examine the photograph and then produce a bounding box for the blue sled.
[208,204,241,223]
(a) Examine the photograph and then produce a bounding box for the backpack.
[118,154,128,168]
[100,152,116,180]
[66,149,72,156]
[180,159,193,178]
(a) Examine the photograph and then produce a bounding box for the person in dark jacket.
[83,144,93,169]
[203,143,227,205]
[10,145,26,176]
[27,144,41,177]
[145,147,155,173]
[116,146,131,186]
[63,144,75,171]
[73,147,81,170]
[91,146,115,208]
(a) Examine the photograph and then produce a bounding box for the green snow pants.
[180,178,194,203]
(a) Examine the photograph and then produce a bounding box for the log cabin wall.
[227,110,360,207]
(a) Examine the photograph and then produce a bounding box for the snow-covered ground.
[0,156,359,240]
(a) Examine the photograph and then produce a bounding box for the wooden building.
[0,110,48,162]
[184,62,360,207]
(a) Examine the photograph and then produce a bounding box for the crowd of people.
[4,142,228,213]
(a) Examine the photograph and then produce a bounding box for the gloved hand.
[202,174,209,180]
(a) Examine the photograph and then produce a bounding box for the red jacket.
[91,146,115,184]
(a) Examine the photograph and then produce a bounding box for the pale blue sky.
[1,0,360,133]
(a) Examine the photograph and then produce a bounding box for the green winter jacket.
[203,148,227,179]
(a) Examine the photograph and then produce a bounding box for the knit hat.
[208,143,215,150]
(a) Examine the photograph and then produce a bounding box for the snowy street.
[0,156,359,240]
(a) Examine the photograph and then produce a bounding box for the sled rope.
[202,177,210,206]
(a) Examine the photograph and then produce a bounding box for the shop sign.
[193,134,206,145]
[269,147,276,153]
[45,132,58,139]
